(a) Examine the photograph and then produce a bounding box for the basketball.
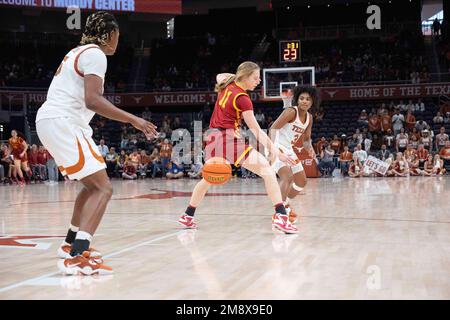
[202,157,232,185]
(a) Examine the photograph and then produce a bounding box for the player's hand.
[131,117,158,140]
[274,150,296,167]
[305,146,316,159]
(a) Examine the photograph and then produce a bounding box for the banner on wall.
[0,0,182,14]
[2,83,450,108]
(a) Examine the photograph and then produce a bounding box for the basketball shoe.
[57,251,112,276]
[272,213,298,234]
[177,214,197,229]
[272,205,298,224]
[57,242,102,259]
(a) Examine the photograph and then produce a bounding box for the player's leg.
[241,150,297,234]
[13,159,25,184]
[178,162,213,228]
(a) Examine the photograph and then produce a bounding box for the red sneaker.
[57,251,112,276]
[177,214,197,229]
[272,213,298,234]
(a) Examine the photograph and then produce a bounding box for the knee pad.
[292,183,304,192]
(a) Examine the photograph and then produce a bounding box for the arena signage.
[2,83,450,108]
[0,0,181,14]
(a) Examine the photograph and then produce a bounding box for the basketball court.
[1,176,449,300]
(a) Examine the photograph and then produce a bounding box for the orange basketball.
[202,157,232,185]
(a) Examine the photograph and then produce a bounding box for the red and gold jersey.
[8,137,25,153]
[209,82,253,132]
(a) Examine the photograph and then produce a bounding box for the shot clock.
[279,40,301,63]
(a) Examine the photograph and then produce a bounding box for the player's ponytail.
[215,61,260,93]
[80,11,119,46]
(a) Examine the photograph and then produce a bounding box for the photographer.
[317,143,335,177]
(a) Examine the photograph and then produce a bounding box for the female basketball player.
[8,130,32,185]
[36,12,157,275]
[268,86,319,223]
[177,62,298,234]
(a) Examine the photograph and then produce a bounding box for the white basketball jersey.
[36,44,107,125]
[274,107,311,151]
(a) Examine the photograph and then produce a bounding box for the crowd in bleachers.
[311,100,450,178]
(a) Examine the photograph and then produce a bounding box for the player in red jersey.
[8,130,32,186]
[177,61,298,234]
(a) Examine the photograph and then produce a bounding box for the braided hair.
[80,11,119,46]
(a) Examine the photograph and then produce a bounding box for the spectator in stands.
[105,147,118,177]
[172,116,181,130]
[0,143,11,183]
[159,138,172,177]
[348,160,363,178]
[380,110,392,133]
[37,146,49,180]
[433,112,444,124]
[391,109,404,136]
[149,148,162,178]
[404,144,417,161]
[127,135,138,150]
[122,161,137,180]
[29,144,46,182]
[415,119,429,132]
[315,136,328,154]
[353,144,368,166]
[420,129,433,152]
[368,112,380,134]
[377,144,390,161]
[357,109,369,126]
[339,145,353,176]
[407,152,421,176]
[363,133,372,153]
[347,133,359,152]
[392,152,409,177]
[166,160,184,179]
[120,131,129,150]
[409,134,419,149]
[355,128,363,145]
[138,150,151,179]
[397,100,405,111]
[116,149,128,177]
[45,149,58,185]
[417,144,429,169]
[330,134,342,154]
[444,112,450,123]
[439,141,450,172]
[410,127,421,141]
[128,149,140,169]
[383,129,395,152]
[255,109,266,128]
[422,154,435,176]
[317,143,335,177]
[371,134,382,151]
[405,110,416,132]
[432,154,446,175]
[396,130,409,153]
[435,127,449,152]
[415,99,425,113]
[188,162,203,179]
[98,139,109,158]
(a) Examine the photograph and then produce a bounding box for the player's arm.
[242,110,296,166]
[20,141,28,157]
[268,108,296,142]
[84,74,157,140]
[216,73,235,84]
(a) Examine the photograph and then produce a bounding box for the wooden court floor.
[0,176,449,299]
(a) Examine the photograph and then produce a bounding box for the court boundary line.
[0,230,182,294]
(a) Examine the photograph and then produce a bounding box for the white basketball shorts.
[36,117,106,181]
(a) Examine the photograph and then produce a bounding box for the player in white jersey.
[269,86,319,224]
[36,12,158,275]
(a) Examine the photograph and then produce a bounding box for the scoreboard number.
[279,40,301,63]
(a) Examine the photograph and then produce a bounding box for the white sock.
[287,197,295,204]
[75,231,93,242]
[69,224,79,232]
